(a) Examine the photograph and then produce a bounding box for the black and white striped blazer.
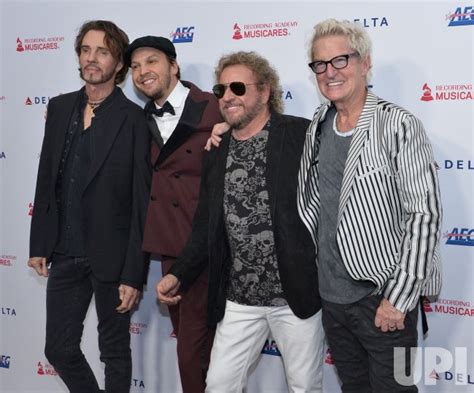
[297,91,442,313]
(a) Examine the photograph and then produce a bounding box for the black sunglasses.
[308,52,359,74]
[212,82,262,99]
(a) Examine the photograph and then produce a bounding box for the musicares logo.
[37,361,58,376]
[421,83,473,101]
[130,322,148,335]
[0,254,16,267]
[16,35,64,52]
[426,298,474,318]
[232,20,298,40]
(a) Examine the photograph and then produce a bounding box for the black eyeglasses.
[308,52,359,74]
[212,82,262,99]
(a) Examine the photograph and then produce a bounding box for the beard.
[79,63,117,85]
[222,98,266,130]
[138,72,172,102]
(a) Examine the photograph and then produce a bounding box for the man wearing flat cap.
[125,36,221,393]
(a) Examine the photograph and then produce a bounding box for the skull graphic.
[256,190,269,213]
[256,230,273,257]
[243,273,259,296]
[230,168,248,193]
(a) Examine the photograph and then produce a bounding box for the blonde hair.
[309,19,372,80]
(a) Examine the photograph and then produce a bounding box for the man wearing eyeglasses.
[157,51,324,392]
[125,36,222,393]
[298,19,442,391]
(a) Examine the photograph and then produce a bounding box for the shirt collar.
[155,80,188,111]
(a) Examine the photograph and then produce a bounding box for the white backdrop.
[0,1,473,392]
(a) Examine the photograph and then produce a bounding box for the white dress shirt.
[152,80,190,144]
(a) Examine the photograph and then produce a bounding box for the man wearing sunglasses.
[157,51,324,392]
[298,19,442,391]
[125,36,222,393]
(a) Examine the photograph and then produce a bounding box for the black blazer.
[30,87,151,289]
[170,112,321,325]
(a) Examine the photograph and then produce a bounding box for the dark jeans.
[322,295,418,393]
[45,255,131,393]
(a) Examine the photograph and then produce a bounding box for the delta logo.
[130,322,148,335]
[261,339,281,357]
[232,20,298,40]
[420,83,473,101]
[444,227,474,246]
[446,6,474,26]
[443,159,473,170]
[16,35,64,52]
[353,16,389,28]
[0,355,11,369]
[325,348,335,365]
[170,26,194,43]
[37,361,58,376]
[0,254,16,267]
[437,371,474,385]
[25,96,50,105]
[282,90,293,100]
[131,378,146,388]
[427,298,474,318]
[1,307,16,316]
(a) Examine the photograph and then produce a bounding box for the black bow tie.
[148,101,175,117]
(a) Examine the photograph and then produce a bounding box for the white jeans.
[205,300,324,393]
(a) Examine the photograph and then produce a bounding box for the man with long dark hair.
[28,20,151,393]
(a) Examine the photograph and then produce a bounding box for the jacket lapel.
[266,113,284,218]
[154,97,207,168]
[337,91,378,224]
[209,131,231,229]
[83,89,126,192]
[50,91,82,182]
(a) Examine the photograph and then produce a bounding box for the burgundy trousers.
[162,256,215,393]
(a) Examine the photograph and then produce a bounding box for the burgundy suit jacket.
[142,81,222,258]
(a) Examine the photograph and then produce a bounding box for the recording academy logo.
[130,322,148,335]
[261,339,281,357]
[427,298,474,317]
[446,6,474,26]
[25,96,50,105]
[0,355,11,369]
[423,297,434,313]
[444,227,474,246]
[0,151,5,159]
[353,16,389,27]
[420,83,473,101]
[170,26,194,43]
[232,20,298,40]
[37,361,58,376]
[0,254,16,267]
[16,35,64,52]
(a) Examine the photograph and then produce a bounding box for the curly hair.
[215,51,283,113]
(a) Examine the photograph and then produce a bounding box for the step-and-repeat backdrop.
[1,1,473,392]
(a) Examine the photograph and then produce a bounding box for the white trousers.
[205,301,324,393]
